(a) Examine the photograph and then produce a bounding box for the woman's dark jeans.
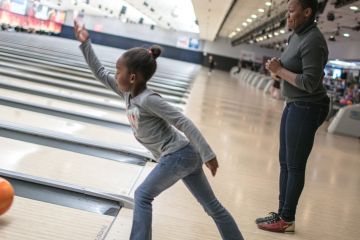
[278,97,329,222]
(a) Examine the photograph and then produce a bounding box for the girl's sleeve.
[79,40,124,98]
[143,94,216,163]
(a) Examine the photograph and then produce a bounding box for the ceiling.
[318,1,360,41]
[223,0,360,49]
[122,0,199,33]
[219,0,285,38]
[39,0,237,41]
[39,0,198,33]
[191,0,235,41]
[31,0,360,44]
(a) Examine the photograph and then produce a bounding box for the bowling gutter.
[0,121,153,165]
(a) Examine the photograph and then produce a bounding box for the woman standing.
[256,0,329,233]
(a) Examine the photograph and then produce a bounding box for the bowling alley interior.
[0,0,359,240]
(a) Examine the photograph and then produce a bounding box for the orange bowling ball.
[0,177,14,215]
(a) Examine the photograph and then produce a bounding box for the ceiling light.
[228,32,236,38]
[265,2,272,6]
[268,34,273,38]
[274,32,279,36]
[259,37,264,41]
[251,14,257,19]
[280,29,286,34]
[247,18,252,23]
[258,8,265,13]
[242,22,248,26]
[236,28,241,32]
[343,33,350,37]
[350,6,359,11]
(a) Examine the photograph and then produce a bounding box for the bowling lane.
[0,36,196,84]
[0,137,144,195]
[0,197,114,240]
[0,47,194,90]
[0,88,129,125]
[0,58,100,86]
[2,61,183,100]
[0,75,126,110]
[0,58,190,96]
[0,72,186,109]
[0,44,194,85]
[0,36,199,79]
[0,104,146,152]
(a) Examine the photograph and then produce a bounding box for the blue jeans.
[130,144,244,240]
[278,98,329,221]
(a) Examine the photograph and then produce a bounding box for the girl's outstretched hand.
[205,157,219,177]
[74,20,89,43]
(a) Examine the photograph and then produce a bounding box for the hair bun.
[150,45,162,60]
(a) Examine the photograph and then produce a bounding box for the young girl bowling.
[74,21,243,240]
